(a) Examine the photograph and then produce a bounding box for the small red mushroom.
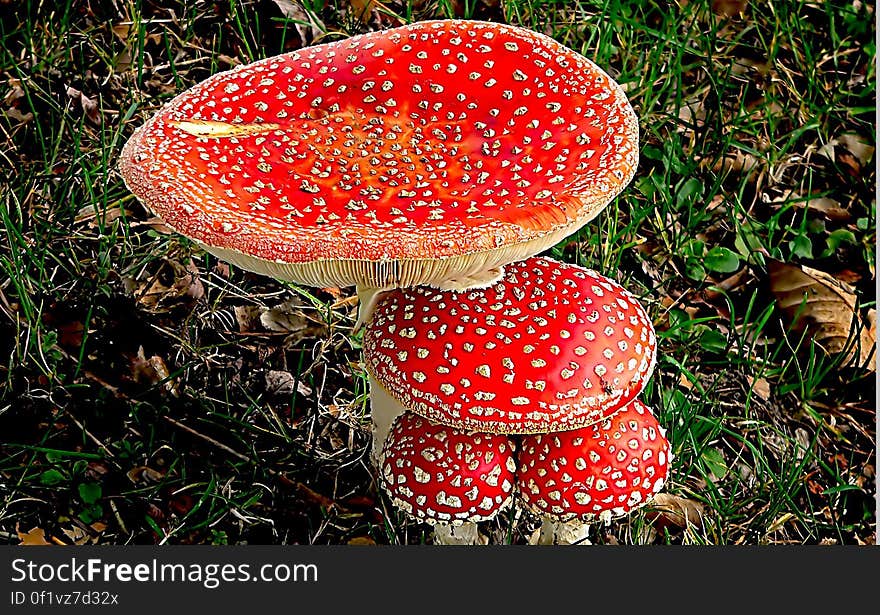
[380,412,516,544]
[364,256,657,446]
[516,398,670,543]
[119,20,639,324]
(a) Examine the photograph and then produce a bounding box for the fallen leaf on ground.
[261,299,328,342]
[260,299,309,332]
[111,23,131,41]
[130,346,179,395]
[17,526,54,546]
[127,465,166,484]
[837,133,874,168]
[321,286,344,300]
[65,86,100,124]
[234,305,265,333]
[179,259,205,302]
[712,0,746,17]
[136,216,174,234]
[799,196,850,222]
[136,259,204,311]
[768,260,875,371]
[710,148,763,180]
[648,493,705,529]
[748,375,772,400]
[61,525,102,545]
[347,536,376,545]
[74,204,132,226]
[676,95,707,134]
[778,192,850,222]
[265,369,313,397]
[347,0,386,24]
[272,0,325,44]
[4,77,23,100]
[5,106,33,124]
[213,262,231,278]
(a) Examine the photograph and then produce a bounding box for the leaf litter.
[768,259,875,371]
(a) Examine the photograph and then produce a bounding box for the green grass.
[0,0,874,545]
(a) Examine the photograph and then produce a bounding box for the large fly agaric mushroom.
[379,412,516,544]
[119,20,638,324]
[517,398,670,544]
[363,256,657,460]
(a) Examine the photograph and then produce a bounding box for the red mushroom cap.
[364,256,657,434]
[516,398,670,522]
[119,20,638,290]
[380,412,516,525]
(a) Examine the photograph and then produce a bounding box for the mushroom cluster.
[118,19,655,544]
[366,257,671,544]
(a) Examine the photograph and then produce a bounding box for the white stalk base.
[432,522,486,545]
[354,285,391,333]
[368,374,409,467]
[535,518,592,545]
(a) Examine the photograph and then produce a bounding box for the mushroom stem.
[536,517,592,545]
[432,523,484,545]
[367,374,409,467]
[353,284,391,333]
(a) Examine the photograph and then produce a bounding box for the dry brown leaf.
[768,260,875,371]
[4,77,24,105]
[748,376,772,400]
[260,299,328,342]
[5,106,33,124]
[130,346,157,383]
[771,190,851,222]
[5,78,32,125]
[265,370,313,397]
[321,286,344,300]
[136,259,204,311]
[347,0,386,24]
[260,299,309,332]
[648,493,705,529]
[675,95,707,135]
[91,521,108,533]
[130,346,179,394]
[74,204,131,226]
[65,86,100,124]
[836,269,863,285]
[213,262,232,278]
[712,0,746,17]
[678,372,694,390]
[799,196,850,222]
[347,536,376,545]
[272,0,325,44]
[61,526,93,545]
[837,133,874,168]
[234,305,265,333]
[17,526,54,546]
[111,23,131,41]
[134,216,174,234]
[127,465,166,484]
[178,259,205,302]
[710,148,762,179]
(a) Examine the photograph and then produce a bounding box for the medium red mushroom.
[380,412,516,544]
[119,20,638,325]
[516,398,670,544]
[363,256,657,460]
